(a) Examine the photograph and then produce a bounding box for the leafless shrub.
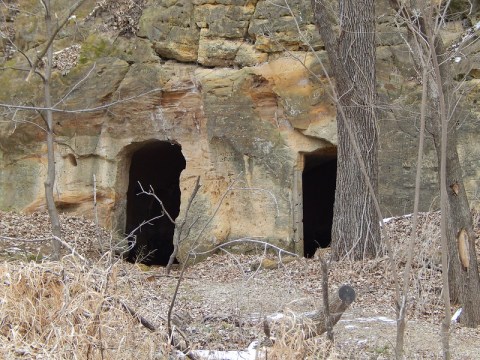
[265,324,345,359]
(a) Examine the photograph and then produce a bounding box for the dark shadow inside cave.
[126,141,186,265]
[302,151,337,258]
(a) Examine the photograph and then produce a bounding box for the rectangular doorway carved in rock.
[300,148,337,258]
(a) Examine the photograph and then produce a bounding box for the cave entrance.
[302,149,337,258]
[126,141,186,265]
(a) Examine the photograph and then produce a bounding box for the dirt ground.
[0,210,479,359]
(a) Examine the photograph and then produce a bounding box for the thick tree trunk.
[312,0,381,260]
[334,96,380,260]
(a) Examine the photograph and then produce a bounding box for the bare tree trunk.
[432,36,480,327]
[43,0,62,260]
[311,0,381,260]
[389,0,480,327]
[433,119,480,327]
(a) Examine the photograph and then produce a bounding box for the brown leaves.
[0,210,110,260]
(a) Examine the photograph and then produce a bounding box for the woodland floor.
[0,210,479,359]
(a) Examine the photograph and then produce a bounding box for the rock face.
[0,0,479,263]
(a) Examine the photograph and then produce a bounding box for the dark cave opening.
[302,152,337,258]
[126,141,186,265]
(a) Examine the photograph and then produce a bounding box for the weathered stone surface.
[248,0,322,53]
[0,0,479,262]
[197,36,242,66]
[194,3,254,39]
[138,0,199,62]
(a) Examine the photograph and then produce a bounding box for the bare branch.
[0,235,50,242]
[1,42,46,82]
[53,63,97,108]
[118,215,165,258]
[0,88,164,113]
[136,182,175,224]
[192,237,298,258]
[52,235,89,264]
[26,0,88,82]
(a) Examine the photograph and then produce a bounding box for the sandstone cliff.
[0,0,479,262]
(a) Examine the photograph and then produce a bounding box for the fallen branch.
[193,237,298,258]
[113,298,157,332]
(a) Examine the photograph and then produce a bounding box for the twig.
[93,174,104,253]
[137,182,175,224]
[193,237,298,258]
[189,173,243,252]
[25,0,88,82]
[52,235,89,264]
[167,253,198,358]
[319,254,333,342]
[0,88,164,113]
[120,215,165,257]
[53,63,96,108]
[0,235,50,242]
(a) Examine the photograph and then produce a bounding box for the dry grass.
[1,210,480,359]
[0,257,166,359]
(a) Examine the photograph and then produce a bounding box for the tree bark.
[311,0,381,260]
[440,140,480,326]
[389,0,480,326]
[422,7,480,329]
[43,0,62,260]
[432,88,480,327]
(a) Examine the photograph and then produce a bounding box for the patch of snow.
[345,325,357,329]
[451,308,462,324]
[374,316,396,323]
[341,316,396,324]
[266,313,285,321]
[455,56,462,63]
[190,341,264,360]
[382,213,413,224]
